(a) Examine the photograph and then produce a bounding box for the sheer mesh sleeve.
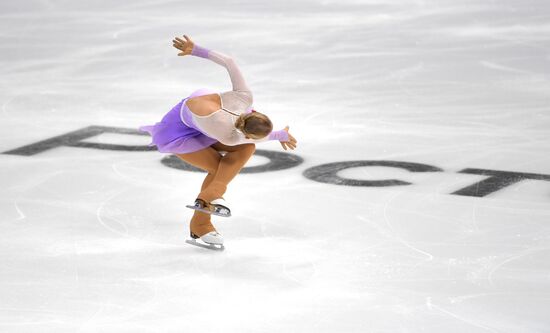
[223,129,288,146]
[191,44,252,102]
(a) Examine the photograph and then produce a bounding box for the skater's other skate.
[186,230,225,251]
[186,198,231,217]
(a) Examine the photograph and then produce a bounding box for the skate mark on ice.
[96,189,130,237]
[382,191,434,262]
[11,201,26,222]
[449,292,515,304]
[426,298,499,333]
[110,159,174,190]
[487,247,549,287]
[479,60,535,75]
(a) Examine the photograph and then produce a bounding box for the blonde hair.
[235,111,273,139]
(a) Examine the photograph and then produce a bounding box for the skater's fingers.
[175,37,185,44]
[287,134,297,144]
[173,43,184,51]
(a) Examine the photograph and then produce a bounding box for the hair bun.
[235,114,247,131]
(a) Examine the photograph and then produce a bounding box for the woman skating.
[139,35,297,249]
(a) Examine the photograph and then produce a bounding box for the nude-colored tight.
[176,141,256,236]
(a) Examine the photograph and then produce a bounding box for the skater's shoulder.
[187,93,220,105]
[186,93,222,116]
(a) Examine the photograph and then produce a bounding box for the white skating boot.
[199,231,224,245]
[186,231,225,251]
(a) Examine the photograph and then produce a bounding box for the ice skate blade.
[185,205,232,217]
[186,239,225,251]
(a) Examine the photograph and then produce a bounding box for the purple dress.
[139,88,219,154]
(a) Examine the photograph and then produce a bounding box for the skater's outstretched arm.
[173,35,252,103]
[226,126,297,150]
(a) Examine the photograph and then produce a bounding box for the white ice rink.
[1,0,550,332]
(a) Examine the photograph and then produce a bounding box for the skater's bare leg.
[187,172,217,236]
[176,142,256,236]
[176,147,222,236]
[197,142,256,202]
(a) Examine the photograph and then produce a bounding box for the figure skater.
[139,34,297,249]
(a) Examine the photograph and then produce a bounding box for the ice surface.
[1,0,549,332]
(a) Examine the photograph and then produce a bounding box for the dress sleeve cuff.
[268,129,289,141]
[191,44,210,58]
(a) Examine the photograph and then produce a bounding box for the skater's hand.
[173,34,194,56]
[280,126,297,150]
